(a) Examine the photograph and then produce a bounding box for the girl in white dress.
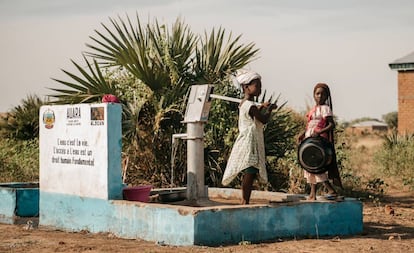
[222,70,276,204]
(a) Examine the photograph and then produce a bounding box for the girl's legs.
[241,172,256,205]
[308,181,336,201]
[304,171,317,200]
[323,180,337,195]
[308,183,317,200]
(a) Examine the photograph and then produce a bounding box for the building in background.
[347,120,388,135]
[389,51,414,135]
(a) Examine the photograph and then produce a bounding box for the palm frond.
[194,27,259,83]
[49,56,117,104]
[85,14,174,91]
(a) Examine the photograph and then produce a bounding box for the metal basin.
[298,137,333,174]
[157,189,186,203]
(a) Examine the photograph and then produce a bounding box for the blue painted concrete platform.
[38,187,363,246]
[0,182,39,224]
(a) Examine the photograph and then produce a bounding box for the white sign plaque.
[39,103,122,199]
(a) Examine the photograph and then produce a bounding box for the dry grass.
[348,134,383,178]
[346,133,411,194]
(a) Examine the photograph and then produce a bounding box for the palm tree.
[0,95,45,140]
[48,14,260,187]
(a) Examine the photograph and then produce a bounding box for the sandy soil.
[1,190,413,253]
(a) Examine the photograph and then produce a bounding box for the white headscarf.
[234,69,261,87]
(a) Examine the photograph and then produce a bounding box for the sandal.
[324,194,337,201]
[335,196,345,201]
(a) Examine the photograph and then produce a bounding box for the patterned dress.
[303,105,333,184]
[222,100,268,186]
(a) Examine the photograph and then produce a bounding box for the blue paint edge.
[39,191,195,245]
[194,200,363,245]
[106,104,123,200]
[0,187,16,224]
[39,191,363,246]
[16,188,39,217]
[0,182,39,223]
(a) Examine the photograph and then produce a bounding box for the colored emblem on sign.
[43,109,55,129]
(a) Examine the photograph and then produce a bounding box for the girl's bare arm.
[249,102,277,124]
[313,116,335,136]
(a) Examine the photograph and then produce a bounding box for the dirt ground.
[1,134,413,253]
[1,192,413,253]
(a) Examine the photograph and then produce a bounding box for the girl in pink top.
[298,83,343,200]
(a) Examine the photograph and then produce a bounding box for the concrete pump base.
[37,187,363,246]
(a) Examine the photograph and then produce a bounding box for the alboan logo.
[42,109,55,129]
[91,107,105,126]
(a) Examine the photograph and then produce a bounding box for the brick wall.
[398,70,414,134]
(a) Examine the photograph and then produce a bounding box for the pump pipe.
[209,94,262,106]
[171,133,187,188]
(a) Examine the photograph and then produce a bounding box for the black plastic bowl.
[158,189,186,203]
[298,137,333,174]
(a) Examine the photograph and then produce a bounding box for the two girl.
[222,74,342,203]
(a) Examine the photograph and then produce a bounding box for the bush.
[0,95,45,140]
[0,137,39,182]
[374,131,414,189]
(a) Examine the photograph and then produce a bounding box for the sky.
[1,0,414,121]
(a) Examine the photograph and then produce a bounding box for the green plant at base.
[0,137,39,182]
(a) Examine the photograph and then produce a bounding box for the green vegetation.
[46,15,264,187]
[382,111,398,129]
[0,138,39,182]
[0,95,42,183]
[374,131,414,189]
[0,95,45,140]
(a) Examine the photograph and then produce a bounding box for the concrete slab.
[38,187,363,246]
[0,182,39,224]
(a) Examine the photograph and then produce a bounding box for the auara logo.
[42,109,55,129]
[67,107,81,119]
